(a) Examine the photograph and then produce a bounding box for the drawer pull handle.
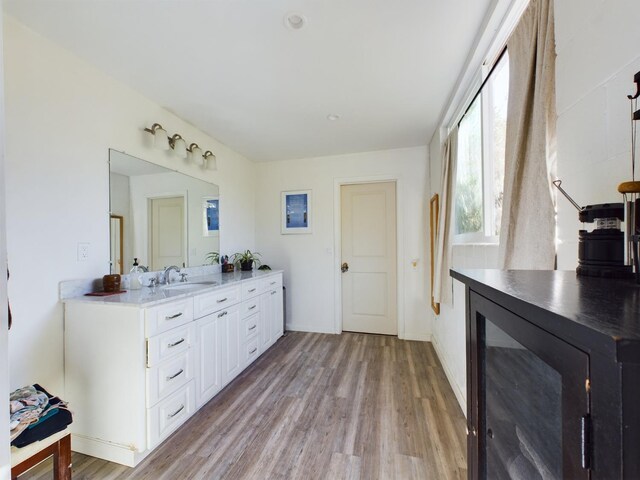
[249,347,257,354]
[168,338,185,348]
[167,404,185,419]
[270,281,277,285]
[271,291,276,295]
[216,297,228,304]
[165,312,183,320]
[249,324,257,331]
[218,311,228,318]
[248,305,257,310]
[166,369,184,381]
[248,288,256,293]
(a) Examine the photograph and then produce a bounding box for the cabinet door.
[260,293,273,351]
[195,314,222,408]
[468,292,590,480]
[270,287,284,340]
[219,304,242,384]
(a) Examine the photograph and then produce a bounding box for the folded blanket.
[9,384,71,445]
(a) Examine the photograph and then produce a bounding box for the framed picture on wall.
[281,190,312,234]
[203,196,220,237]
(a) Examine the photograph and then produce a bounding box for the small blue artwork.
[206,198,219,232]
[286,194,308,228]
[282,190,312,234]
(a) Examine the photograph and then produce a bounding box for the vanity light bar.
[143,123,217,170]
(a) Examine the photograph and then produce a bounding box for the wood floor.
[19,332,467,479]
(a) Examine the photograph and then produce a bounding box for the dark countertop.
[451,269,640,362]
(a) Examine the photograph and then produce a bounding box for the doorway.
[149,196,186,270]
[340,182,397,335]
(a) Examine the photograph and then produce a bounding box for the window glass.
[454,52,509,241]
[488,57,508,236]
[456,98,483,235]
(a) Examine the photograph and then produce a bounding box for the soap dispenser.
[130,258,143,290]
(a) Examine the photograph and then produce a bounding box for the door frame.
[333,175,405,338]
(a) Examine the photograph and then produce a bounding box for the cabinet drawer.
[240,297,260,319]
[242,337,260,368]
[243,313,259,341]
[260,274,283,292]
[193,286,241,319]
[147,323,195,367]
[146,350,193,407]
[148,380,195,448]
[145,299,194,337]
[241,280,261,300]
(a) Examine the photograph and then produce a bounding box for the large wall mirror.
[109,149,220,274]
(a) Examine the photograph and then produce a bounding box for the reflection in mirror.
[109,149,220,273]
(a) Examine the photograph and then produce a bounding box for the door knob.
[341,262,349,273]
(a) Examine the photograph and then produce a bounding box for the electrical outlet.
[77,243,90,261]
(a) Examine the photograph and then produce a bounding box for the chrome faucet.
[163,265,181,284]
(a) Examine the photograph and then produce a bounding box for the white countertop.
[63,269,283,308]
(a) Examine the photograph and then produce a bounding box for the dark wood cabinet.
[452,269,640,479]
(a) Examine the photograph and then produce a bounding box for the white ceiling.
[4,0,493,161]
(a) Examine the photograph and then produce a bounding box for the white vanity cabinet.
[63,270,283,467]
[260,274,284,352]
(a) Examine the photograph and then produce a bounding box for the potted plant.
[205,251,220,265]
[232,250,261,271]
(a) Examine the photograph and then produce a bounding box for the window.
[455,52,509,242]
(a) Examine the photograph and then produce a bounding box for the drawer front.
[241,280,261,300]
[260,274,283,292]
[148,380,195,448]
[243,313,259,341]
[147,350,193,407]
[193,286,241,319]
[242,337,260,369]
[147,323,195,367]
[145,298,194,337]
[240,297,260,319]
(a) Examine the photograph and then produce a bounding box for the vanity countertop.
[63,269,283,308]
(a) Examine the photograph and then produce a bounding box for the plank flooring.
[18,332,466,479]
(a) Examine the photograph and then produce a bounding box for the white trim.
[333,174,405,339]
[286,323,336,334]
[432,335,466,415]
[404,332,432,342]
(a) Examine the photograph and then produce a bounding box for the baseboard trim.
[401,332,431,342]
[71,433,149,467]
[286,323,336,334]
[432,335,466,416]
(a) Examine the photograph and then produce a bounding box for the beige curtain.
[433,127,458,305]
[498,0,557,270]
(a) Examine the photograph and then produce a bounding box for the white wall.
[4,16,257,394]
[554,0,640,269]
[255,146,431,340]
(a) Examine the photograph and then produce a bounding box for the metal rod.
[552,180,583,212]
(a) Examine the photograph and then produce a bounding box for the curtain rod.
[457,45,508,128]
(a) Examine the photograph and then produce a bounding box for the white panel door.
[341,182,397,335]
[150,196,185,270]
